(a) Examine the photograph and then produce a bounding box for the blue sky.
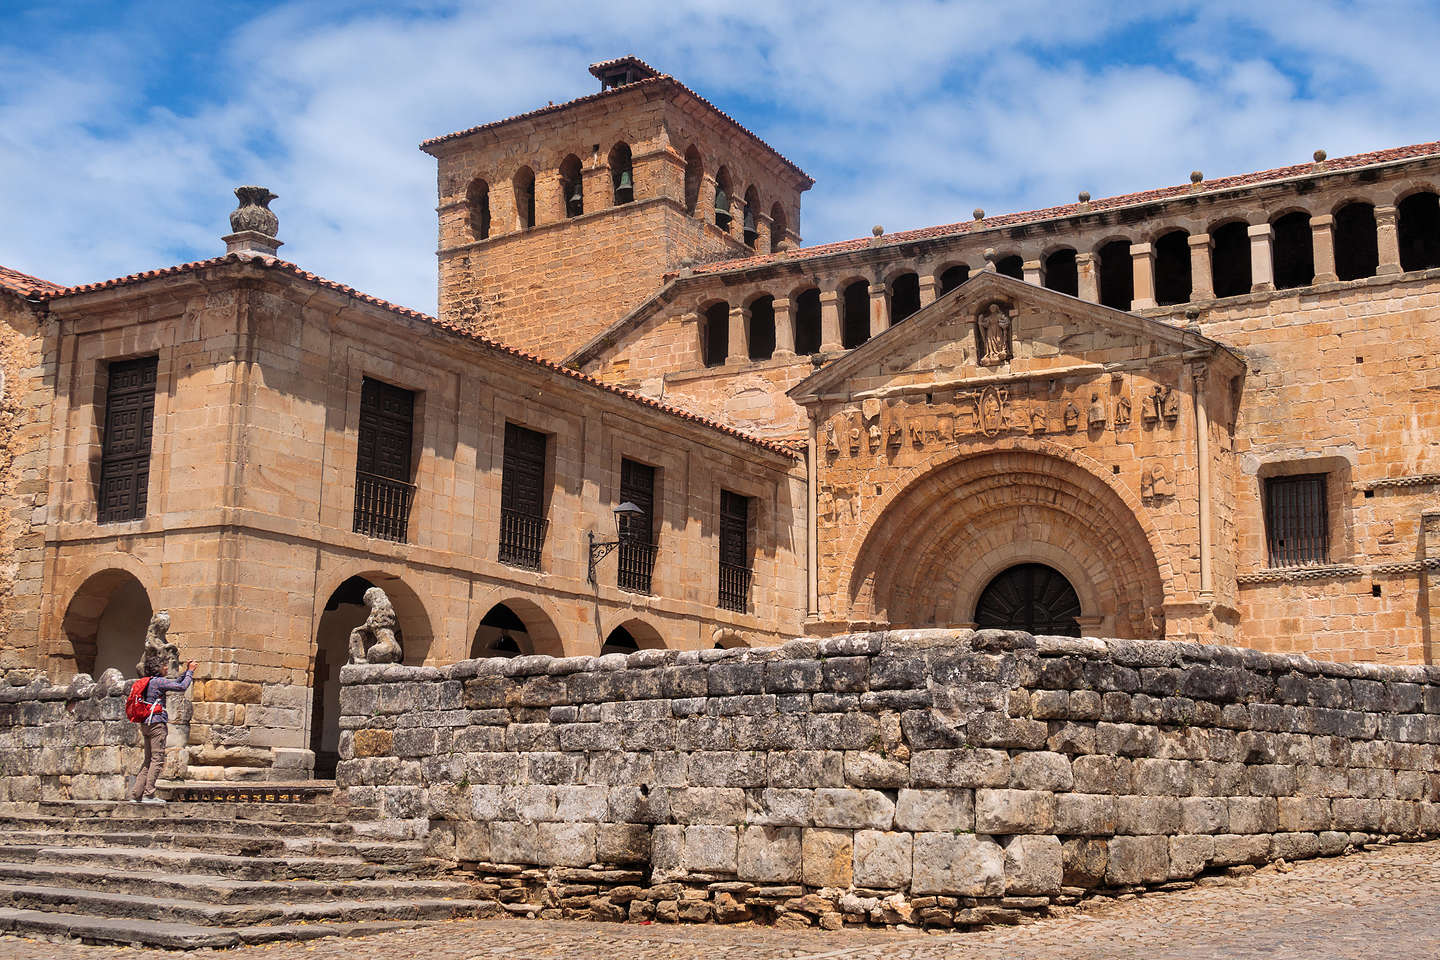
[4,1,1440,315]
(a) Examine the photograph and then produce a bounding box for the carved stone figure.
[1146,385,1176,425]
[348,587,402,665]
[1141,463,1172,500]
[817,490,835,521]
[824,421,838,453]
[977,302,1012,365]
[1030,409,1047,435]
[1064,402,1080,430]
[848,427,861,455]
[886,421,903,449]
[1115,395,1132,427]
[867,423,882,452]
[1087,392,1106,428]
[135,610,179,678]
[1162,387,1180,423]
[229,186,279,237]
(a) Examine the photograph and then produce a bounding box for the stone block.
[812,788,895,830]
[843,751,909,788]
[1272,832,1321,860]
[597,822,651,863]
[670,787,744,824]
[894,788,974,832]
[350,728,393,757]
[853,830,912,888]
[1278,796,1332,832]
[768,750,844,788]
[652,825,684,881]
[738,826,802,883]
[1062,837,1108,886]
[1009,751,1074,791]
[1228,796,1278,834]
[1211,833,1270,866]
[975,789,1055,834]
[821,656,869,691]
[1002,834,1062,895]
[1179,796,1228,833]
[1132,758,1190,796]
[801,828,854,888]
[910,749,1010,788]
[1115,795,1180,834]
[490,821,539,864]
[554,785,608,822]
[1054,793,1117,835]
[745,787,814,826]
[911,832,1004,896]
[1168,834,1214,878]
[1105,835,1169,885]
[683,824,738,874]
[1071,754,1131,794]
[537,821,596,866]
[765,659,822,693]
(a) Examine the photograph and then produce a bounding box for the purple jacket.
[140,670,192,725]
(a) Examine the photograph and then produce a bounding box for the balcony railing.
[617,541,659,594]
[353,471,414,543]
[718,561,752,613]
[499,508,547,570]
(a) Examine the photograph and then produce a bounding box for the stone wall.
[337,629,1440,928]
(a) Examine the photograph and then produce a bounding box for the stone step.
[27,799,375,823]
[0,906,429,950]
[0,881,493,928]
[0,860,475,905]
[0,813,416,841]
[0,830,429,862]
[157,781,336,804]
[0,843,439,881]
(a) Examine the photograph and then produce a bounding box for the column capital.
[868,282,886,296]
[1309,213,1335,228]
[1129,242,1154,256]
[818,290,840,303]
[1187,232,1212,248]
[1374,203,1398,224]
[772,296,792,310]
[1246,222,1273,238]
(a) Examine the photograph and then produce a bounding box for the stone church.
[1,56,1437,780]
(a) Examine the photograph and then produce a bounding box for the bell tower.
[422,57,813,360]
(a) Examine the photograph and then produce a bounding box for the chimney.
[223,186,282,257]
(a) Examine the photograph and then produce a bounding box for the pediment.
[789,272,1239,403]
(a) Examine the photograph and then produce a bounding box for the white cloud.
[2,0,1439,313]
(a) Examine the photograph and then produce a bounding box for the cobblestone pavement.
[2,840,1437,960]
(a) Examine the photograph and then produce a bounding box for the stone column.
[1248,223,1275,292]
[727,305,746,364]
[869,283,889,339]
[1376,204,1402,275]
[819,290,842,352]
[698,174,716,226]
[1310,214,1337,283]
[773,296,795,358]
[1077,252,1100,303]
[757,213,773,254]
[1023,259,1042,286]
[728,196,744,242]
[918,274,939,307]
[1131,242,1157,309]
[1192,366,1213,600]
[533,171,563,225]
[1188,233,1214,300]
[581,167,610,213]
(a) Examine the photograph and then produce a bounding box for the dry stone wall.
[337,629,1440,928]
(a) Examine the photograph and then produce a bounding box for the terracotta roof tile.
[40,254,797,460]
[694,139,1440,275]
[588,56,662,81]
[0,265,63,298]
[420,73,813,187]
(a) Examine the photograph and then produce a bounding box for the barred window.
[1264,473,1330,567]
[499,423,548,569]
[617,458,657,594]
[718,490,751,613]
[98,356,158,524]
[353,377,415,542]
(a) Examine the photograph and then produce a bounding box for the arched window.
[1154,230,1191,305]
[1334,202,1378,281]
[609,143,634,205]
[1271,211,1314,289]
[1043,249,1078,296]
[702,302,729,367]
[889,272,921,323]
[1398,191,1440,271]
[769,202,788,252]
[559,154,583,219]
[996,254,1024,279]
[939,264,969,294]
[1211,221,1251,297]
[793,288,822,355]
[467,178,491,240]
[748,295,776,360]
[512,166,535,229]
[841,281,870,349]
[684,146,703,215]
[714,168,733,232]
[1097,240,1133,309]
[743,187,760,249]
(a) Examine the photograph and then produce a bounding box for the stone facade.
[334,629,1440,927]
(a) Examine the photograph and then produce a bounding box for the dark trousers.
[130,722,168,799]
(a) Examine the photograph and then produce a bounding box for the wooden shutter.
[98,356,158,524]
[619,459,655,543]
[719,490,749,568]
[502,423,547,517]
[357,378,414,481]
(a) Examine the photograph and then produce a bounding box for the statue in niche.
[817,490,835,521]
[1146,385,1177,425]
[348,587,402,665]
[887,420,903,449]
[1141,463,1172,500]
[1087,392,1106,429]
[848,426,861,455]
[867,423,882,452]
[135,610,178,678]
[978,385,1005,437]
[1064,402,1080,431]
[977,301,1013,365]
[1162,387,1180,423]
[1115,394,1132,427]
[824,421,838,454]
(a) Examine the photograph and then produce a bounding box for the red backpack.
[124,677,161,723]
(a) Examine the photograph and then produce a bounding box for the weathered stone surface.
[738,826,802,882]
[801,827,854,888]
[912,832,1004,896]
[976,789,1055,834]
[812,788,895,829]
[1106,835,1170,885]
[1003,834,1063,895]
[894,788,975,832]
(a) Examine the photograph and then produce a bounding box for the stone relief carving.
[848,426,861,455]
[1030,409,1047,435]
[1087,393,1106,429]
[1141,463,1172,500]
[824,422,838,454]
[348,587,402,665]
[135,610,178,677]
[1063,402,1080,431]
[1114,394,1132,428]
[1145,385,1179,426]
[976,301,1013,365]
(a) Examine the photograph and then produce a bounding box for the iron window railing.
[718,560,752,613]
[499,508,547,570]
[352,471,414,543]
[617,541,659,594]
[1264,473,1330,568]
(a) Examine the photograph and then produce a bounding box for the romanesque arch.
[59,564,156,678]
[469,595,564,658]
[843,444,1168,639]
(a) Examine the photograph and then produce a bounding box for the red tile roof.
[38,253,797,460]
[693,139,1440,275]
[588,56,662,81]
[419,73,813,187]
[0,265,63,298]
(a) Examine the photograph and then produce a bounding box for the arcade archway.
[61,569,154,678]
[974,563,1082,636]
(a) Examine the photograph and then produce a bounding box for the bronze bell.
[743,206,756,233]
[615,169,634,200]
[566,182,583,215]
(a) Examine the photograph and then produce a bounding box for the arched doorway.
[974,563,1082,636]
[61,569,154,678]
[472,602,532,658]
[601,626,638,655]
[602,618,664,655]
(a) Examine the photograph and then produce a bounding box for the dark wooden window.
[97,356,159,524]
[974,563,1082,637]
[353,377,415,542]
[618,459,658,593]
[499,422,548,569]
[1264,473,1330,567]
[718,490,751,613]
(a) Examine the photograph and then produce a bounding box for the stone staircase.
[0,789,497,948]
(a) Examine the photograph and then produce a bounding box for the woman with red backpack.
[126,655,195,803]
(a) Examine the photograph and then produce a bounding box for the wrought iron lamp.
[588,501,644,584]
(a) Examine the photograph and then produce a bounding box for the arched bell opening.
[61,568,154,679]
[1154,229,1191,305]
[974,563,1082,636]
[841,280,869,349]
[1398,191,1440,271]
[1042,249,1078,296]
[1334,202,1378,280]
[1210,221,1251,297]
[889,272,921,323]
[793,288,822,355]
[1097,240,1133,310]
[939,264,970,295]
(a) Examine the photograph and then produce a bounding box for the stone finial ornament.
[972,208,985,221]
[348,587,402,665]
[872,225,884,236]
[1189,170,1204,183]
[1078,191,1091,203]
[224,186,283,256]
[135,610,179,677]
[1313,149,1327,163]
